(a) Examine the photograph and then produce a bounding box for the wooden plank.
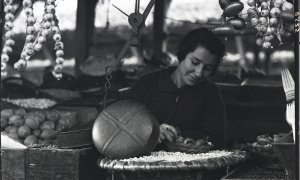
[1,146,105,180]
[1,146,107,180]
[27,148,80,180]
[78,147,107,180]
[57,128,93,148]
[1,149,27,180]
[26,147,102,180]
[55,105,98,124]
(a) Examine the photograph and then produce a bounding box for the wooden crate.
[1,148,27,179]
[1,146,106,180]
[221,165,288,180]
[55,105,99,148]
[103,169,228,180]
[1,103,106,179]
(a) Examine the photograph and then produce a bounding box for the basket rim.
[97,150,250,172]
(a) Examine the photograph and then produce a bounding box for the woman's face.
[178,46,217,86]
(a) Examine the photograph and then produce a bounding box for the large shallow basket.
[98,150,250,172]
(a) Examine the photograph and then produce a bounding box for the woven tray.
[97,150,250,172]
[1,98,57,110]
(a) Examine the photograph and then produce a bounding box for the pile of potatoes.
[1,108,70,146]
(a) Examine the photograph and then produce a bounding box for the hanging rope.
[100,64,113,111]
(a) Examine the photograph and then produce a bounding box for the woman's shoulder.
[207,80,219,88]
[199,80,221,94]
[196,79,217,88]
[137,68,167,81]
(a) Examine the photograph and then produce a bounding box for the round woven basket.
[97,150,250,172]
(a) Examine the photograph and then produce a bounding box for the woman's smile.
[188,74,203,83]
[172,45,217,88]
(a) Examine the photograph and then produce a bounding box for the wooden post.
[235,35,247,78]
[152,0,167,65]
[264,50,270,75]
[254,45,260,68]
[74,0,98,77]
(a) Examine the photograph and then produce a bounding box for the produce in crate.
[244,133,275,151]
[1,108,74,146]
[256,134,274,145]
[241,133,286,164]
[1,117,8,128]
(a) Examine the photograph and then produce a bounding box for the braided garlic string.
[247,0,285,49]
[9,0,65,80]
[2,0,16,76]
[14,0,36,71]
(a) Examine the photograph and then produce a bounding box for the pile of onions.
[2,0,65,80]
[2,0,16,76]
[246,0,293,49]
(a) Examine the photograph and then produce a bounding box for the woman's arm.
[202,85,226,148]
[182,85,226,149]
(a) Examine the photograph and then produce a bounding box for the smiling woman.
[130,28,227,150]
[171,28,225,88]
[174,46,217,87]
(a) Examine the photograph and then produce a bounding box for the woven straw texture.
[98,150,250,172]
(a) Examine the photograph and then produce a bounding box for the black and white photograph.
[0,0,299,179]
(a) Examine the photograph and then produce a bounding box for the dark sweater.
[131,67,226,149]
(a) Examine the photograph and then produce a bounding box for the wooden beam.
[264,50,271,75]
[152,0,167,65]
[74,0,98,77]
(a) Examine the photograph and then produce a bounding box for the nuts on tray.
[2,98,56,109]
[119,150,232,162]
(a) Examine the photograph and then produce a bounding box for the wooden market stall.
[1,0,298,179]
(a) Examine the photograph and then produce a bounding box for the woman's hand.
[158,124,179,143]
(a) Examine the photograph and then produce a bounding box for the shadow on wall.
[217,83,291,147]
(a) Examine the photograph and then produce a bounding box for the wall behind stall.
[217,83,291,147]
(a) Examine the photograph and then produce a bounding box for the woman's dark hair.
[176,28,226,74]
